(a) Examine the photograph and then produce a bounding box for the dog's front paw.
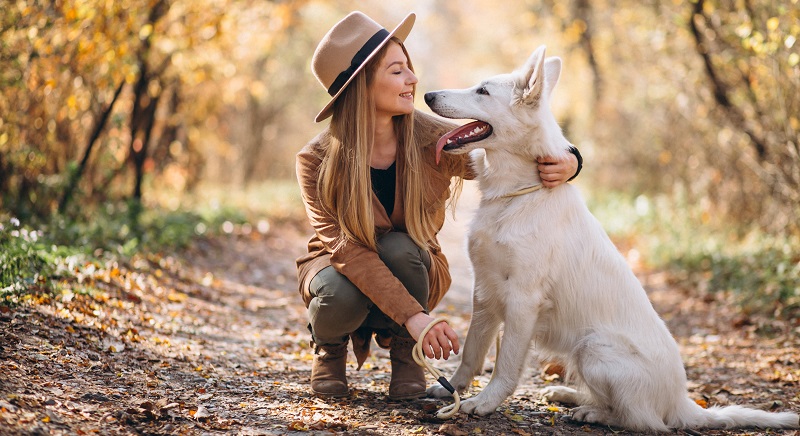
[571,405,612,426]
[427,375,469,399]
[426,385,452,399]
[459,394,500,416]
[540,385,580,405]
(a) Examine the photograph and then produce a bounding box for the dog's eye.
[477,86,490,96]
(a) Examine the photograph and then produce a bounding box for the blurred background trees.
[1,0,313,220]
[1,0,798,235]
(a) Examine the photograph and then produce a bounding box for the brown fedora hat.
[311,11,416,122]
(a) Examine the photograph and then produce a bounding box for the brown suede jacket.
[295,110,474,365]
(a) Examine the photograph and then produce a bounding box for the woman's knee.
[376,232,430,309]
[377,232,430,270]
[308,267,371,340]
[310,267,372,312]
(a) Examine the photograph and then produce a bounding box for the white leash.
[412,318,460,419]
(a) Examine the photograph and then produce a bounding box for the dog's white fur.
[424,46,799,431]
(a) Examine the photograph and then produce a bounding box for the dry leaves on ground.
[1,221,798,435]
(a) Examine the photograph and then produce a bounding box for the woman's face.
[370,41,418,119]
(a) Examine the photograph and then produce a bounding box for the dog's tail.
[674,397,799,430]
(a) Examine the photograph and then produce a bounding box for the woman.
[295,11,581,399]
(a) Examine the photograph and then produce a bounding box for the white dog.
[423,46,798,432]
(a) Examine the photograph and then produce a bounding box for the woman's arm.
[296,147,425,327]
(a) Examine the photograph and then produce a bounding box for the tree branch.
[58,79,126,214]
[573,0,603,102]
[689,0,767,160]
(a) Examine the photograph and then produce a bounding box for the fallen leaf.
[193,405,210,419]
[288,420,308,431]
[503,408,524,422]
[438,423,468,436]
[541,362,565,379]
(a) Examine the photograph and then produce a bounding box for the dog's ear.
[521,45,547,106]
[544,57,562,98]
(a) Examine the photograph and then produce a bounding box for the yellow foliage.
[767,17,780,32]
[139,24,153,40]
[2,0,798,239]
[564,19,587,44]
[167,291,188,302]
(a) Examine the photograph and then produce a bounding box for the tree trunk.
[126,0,169,207]
[573,0,602,102]
[128,61,157,202]
[689,0,767,160]
[59,80,126,214]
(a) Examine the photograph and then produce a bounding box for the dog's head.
[424,45,565,163]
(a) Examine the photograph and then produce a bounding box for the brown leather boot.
[311,342,349,398]
[388,335,426,400]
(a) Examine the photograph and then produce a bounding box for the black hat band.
[327,28,390,96]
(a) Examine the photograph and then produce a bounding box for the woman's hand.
[537,152,578,188]
[404,312,460,360]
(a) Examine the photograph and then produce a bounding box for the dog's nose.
[424,92,436,105]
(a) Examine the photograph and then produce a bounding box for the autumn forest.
[1,1,799,434]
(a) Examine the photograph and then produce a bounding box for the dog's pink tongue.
[435,121,486,164]
[435,133,453,165]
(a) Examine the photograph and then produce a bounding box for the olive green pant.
[308,232,431,346]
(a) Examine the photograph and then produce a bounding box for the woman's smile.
[371,41,418,119]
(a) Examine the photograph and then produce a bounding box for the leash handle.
[437,376,456,394]
[412,317,461,419]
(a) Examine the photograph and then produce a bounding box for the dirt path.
[1,183,798,435]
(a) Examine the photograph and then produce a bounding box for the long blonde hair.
[317,39,437,252]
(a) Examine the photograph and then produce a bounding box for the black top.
[370,161,396,217]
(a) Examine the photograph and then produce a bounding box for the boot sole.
[312,389,350,398]
[388,391,426,401]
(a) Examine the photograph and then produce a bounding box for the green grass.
[160,179,306,224]
[1,179,304,306]
[1,219,55,292]
[586,190,800,320]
